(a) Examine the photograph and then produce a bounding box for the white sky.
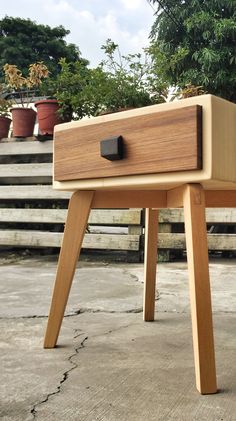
[0,0,156,67]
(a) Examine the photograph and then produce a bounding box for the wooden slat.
[89,209,141,225]
[0,163,52,178]
[0,208,142,225]
[0,163,52,184]
[0,185,70,200]
[159,209,236,224]
[0,230,140,250]
[0,206,234,226]
[0,140,53,155]
[158,233,236,250]
[0,208,67,223]
[0,230,234,251]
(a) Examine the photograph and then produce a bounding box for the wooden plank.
[205,191,236,207]
[54,105,202,181]
[0,185,70,200]
[0,140,53,155]
[89,209,141,225]
[159,209,236,224]
[0,208,142,225]
[0,230,232,251]
[93,190,167,208]
[0,163,52,181]
[0,230,140,250]
[0,208,67,223]
[157,233,236,250]
[0,230,233,251]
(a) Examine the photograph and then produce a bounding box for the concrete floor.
[0,254,235,421]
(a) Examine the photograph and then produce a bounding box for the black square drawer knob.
[100,136,123,161]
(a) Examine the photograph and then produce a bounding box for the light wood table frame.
[44,184,236,395]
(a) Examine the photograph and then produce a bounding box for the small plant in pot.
[34,98,62,138]
[38,57,85,134]
[0,87,12,140]
[3,62,49,138]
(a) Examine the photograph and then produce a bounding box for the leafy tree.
[149,0,236,102]
[42,58,92,121]
[48,39,167,120]
[98,39,167,111]
[0,16,85,80]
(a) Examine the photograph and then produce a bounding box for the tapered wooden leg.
[44,191,94,348]
[143,208,158,321]
[183,184,217,394]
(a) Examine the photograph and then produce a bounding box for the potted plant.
[34,98,62,136]
[37,58,87,134]
[48,41,167,121]
[3,62,49,138]
[0,88,12,140]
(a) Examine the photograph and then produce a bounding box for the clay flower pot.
[11,107,36,138]
[0,116,11,140]
[35,99,61,136]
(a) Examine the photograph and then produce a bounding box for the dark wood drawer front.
[54,105,202,182]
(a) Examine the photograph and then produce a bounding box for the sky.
[0,0,156,67]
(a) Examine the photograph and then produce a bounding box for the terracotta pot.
[11,107,36,137]
[0,116,11,140]
[35,99,61,135]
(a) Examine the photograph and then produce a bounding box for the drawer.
[54,105,202,182]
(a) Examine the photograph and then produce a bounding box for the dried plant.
[3,62,49,107]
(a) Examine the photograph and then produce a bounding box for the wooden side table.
[44,95,236,395]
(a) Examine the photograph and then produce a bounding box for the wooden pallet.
[0,139,235,261]
[0,139,143,261]
[157,208,236,260]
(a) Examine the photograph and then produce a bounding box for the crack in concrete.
[0,311,81,320]
[78,307,143,314]
[30,334,88,419]
[102,323,133,337]
[29,320,137,419]
[1,308,235,321]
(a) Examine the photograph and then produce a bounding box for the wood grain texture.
[92,190,167,208]
[54,105,202,181]
[44,190,94,348]
[158,208,236,223]
[0,208,142,225]
[0,230,140,250]
[53,95,236,191]
[205,190,236,207]
[183,184,217,394]
[0,185,71,199]
[211,95,236,183]
[157,233,236,250]
[0,230,235,250]
[143,209,158,321]
[0,140,53,155]
[0,161,52,178]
